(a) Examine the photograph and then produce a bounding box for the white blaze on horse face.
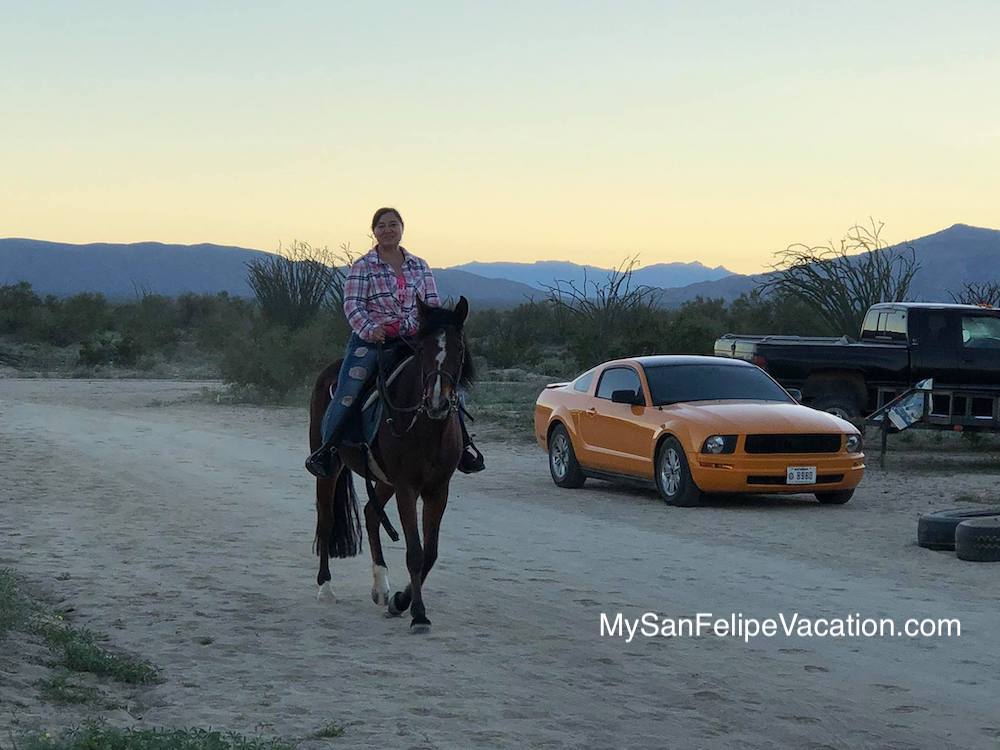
[432,330,447,406]
[372,564,390,606]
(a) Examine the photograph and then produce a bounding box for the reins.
[377,330,465,438]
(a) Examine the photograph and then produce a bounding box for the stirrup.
[458,444,485,474]
[305,445,337,478]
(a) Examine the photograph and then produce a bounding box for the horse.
[308,296,474,633]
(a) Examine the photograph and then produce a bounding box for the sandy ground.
[1,378,999,749]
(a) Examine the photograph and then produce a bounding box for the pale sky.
[2,1,998,273]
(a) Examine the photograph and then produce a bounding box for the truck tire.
[955,517,1000,562]
[811,388,863,421]
[917,507,1000,550]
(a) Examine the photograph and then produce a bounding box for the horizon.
[4,220,993,278]
[2,2,999,274]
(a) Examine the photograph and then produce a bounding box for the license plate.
[786,466,817,485]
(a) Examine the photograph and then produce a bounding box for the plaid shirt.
[343,246,440,342]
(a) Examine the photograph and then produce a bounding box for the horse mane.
[417,302,476,388]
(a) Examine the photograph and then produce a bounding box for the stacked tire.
[917,508,1000,561]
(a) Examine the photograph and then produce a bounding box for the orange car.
[534,355,865,506]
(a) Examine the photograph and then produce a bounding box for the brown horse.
[308,296,474,633]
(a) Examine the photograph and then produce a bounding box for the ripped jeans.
[320,333,380,444]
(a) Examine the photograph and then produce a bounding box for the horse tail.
[328,468,363,558]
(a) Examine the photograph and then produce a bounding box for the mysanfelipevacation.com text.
[601,612,961,644]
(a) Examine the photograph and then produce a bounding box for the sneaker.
[305,447,334,478]
[457,445,485,474]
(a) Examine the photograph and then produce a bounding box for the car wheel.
[917,507,1000,550]
[548,424,585,488]
[656,437,702,507]
[815,490,854,505]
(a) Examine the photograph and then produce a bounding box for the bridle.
[377,328,465,437]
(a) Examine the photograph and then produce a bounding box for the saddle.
[334,342,414,478]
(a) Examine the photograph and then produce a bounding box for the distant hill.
[0,238,542,308]
[2,225,997,309]
[450,260,732,290]
[0,239,269,298]
[651,223,1000,308]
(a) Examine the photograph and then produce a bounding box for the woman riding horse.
[306,207,481,633]
[305,206,483,477]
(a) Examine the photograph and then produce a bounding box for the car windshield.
[644,364,793,406]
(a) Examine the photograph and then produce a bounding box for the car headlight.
[845,434,862,453]
[702,435,737,454]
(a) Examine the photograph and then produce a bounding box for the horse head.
[415,296,474,421]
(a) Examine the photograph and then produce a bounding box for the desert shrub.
[0,282,42,335]
[13,292,112,346]
[219,311,350,397]
[78,332,143,367]
[661,298,730,354]
[117,294,181,355]
[467,302,562,369]
[246,241,348,329]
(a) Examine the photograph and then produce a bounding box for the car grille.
[744,434,842,454]
[747,474,845,485]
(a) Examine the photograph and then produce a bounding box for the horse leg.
[386,486,430,633]
[314,460,344,601]
[419,483,448,587]
[364,480,395,606]
[385,484,449,621]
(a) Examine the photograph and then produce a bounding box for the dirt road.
[1,379,998,749]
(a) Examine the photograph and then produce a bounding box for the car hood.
[661,400,857,434]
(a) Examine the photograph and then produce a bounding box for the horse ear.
[455,296,469,325]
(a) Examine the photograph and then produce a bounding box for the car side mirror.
[787,388,802,403]
[611,389,644,406]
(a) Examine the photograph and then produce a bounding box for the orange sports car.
[534,355,865,506]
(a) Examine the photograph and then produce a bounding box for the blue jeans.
[320,333,380,444]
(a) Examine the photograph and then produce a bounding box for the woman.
[305,207,484,477]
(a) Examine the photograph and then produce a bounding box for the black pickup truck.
[714,302,1000,422]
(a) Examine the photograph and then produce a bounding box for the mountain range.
[1,224,998,308]
[450,260,733,290]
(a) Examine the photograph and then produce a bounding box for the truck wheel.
[918,507,1000,550]
[955,517,1000,562]
[548,424,586,488]
[811,390,862,420]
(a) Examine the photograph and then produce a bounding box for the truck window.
[860,310,880,340]
[961,316,1000,348]
[864,309,906,342]
[884,311,907,342]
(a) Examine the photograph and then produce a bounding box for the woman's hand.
[369,325,387,343]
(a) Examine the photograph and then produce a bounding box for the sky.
[2,1,998,274]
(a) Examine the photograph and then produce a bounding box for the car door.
[578,366,653,476]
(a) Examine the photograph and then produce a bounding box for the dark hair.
[371,207,404,232]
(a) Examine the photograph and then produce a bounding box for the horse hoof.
[410,619,431,634]
[317,583,336,602]
[385,592,408,617]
